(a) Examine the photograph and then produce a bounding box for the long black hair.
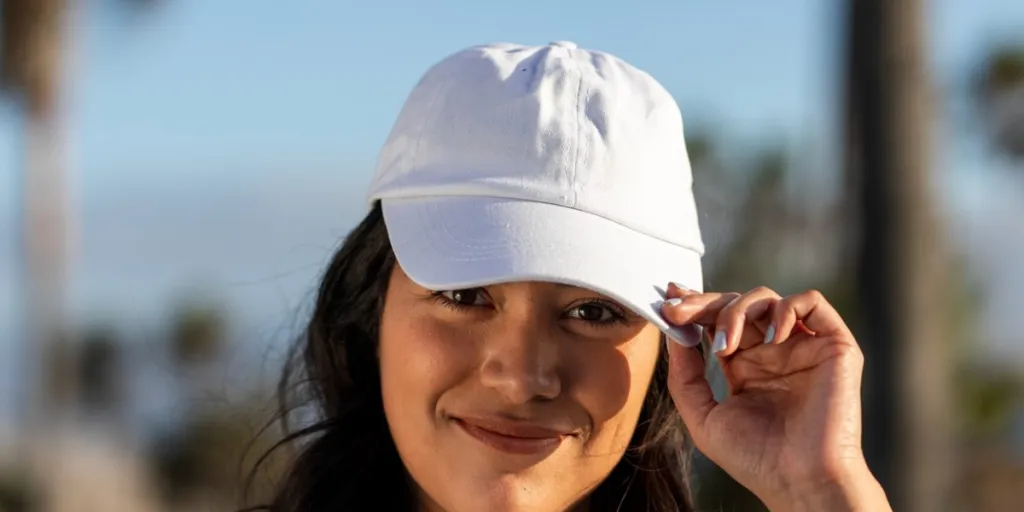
[241,203,699,511]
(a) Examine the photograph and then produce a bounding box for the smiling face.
[378,264,664,512]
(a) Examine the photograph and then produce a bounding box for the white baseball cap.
[367,41,705,346]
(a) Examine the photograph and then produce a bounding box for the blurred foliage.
[982,48,1024,90]
[957,365,1024,440]
[687,138,804,512]
[151,413,244,505]
[960,447,1024,512]
[29,296,280,510]
[1,0,167,111]
[974,43,1024,159]
[170,302,227,367]
[149,300,287,509]
[78,325,124,413]
[0,470,39,512]
[39,330,76,412]
[0,0,66,114]
[704,148,800,290]
[149,392,287,509]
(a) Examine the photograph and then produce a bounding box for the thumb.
[666,335,717,443]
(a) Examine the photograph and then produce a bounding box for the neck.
[413,490,593,512]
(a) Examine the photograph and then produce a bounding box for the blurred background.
[0,0,1022,511]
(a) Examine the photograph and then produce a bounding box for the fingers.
[714,286,781,356]
[666,334,716,437]
[660,286,854,353]
[767,289,851,345]
[663,285,861,454]
[661,289,740,328]
[661,286,780,356]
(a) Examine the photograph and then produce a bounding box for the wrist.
[764,461,891,512]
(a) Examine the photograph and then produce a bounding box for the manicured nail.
[712,330,727,353]
[667,325,702,347]
[764,325,776,344]
[665,297,683,307]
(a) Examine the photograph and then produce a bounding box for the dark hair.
[242,203,698,511]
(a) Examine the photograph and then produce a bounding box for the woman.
[247,41,892,511]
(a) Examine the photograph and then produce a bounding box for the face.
[378,265,663,512]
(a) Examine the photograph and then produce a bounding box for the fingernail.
[712,330,727,353]
[764,325,776,344]
[665,297,683,307]
[670,282,691,291]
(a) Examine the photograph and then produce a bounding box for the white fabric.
[368,41,705,346]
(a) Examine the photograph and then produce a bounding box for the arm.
[660,286,893,512]
[773,463,892,512]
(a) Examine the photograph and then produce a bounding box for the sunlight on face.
[378,265,663,512]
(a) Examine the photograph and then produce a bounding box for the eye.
[434,288,490,308]
[565,301,627,325]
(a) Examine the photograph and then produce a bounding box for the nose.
[478,321,562,404]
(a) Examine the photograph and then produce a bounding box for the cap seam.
[408,73,451,180]
[569,48,584,208]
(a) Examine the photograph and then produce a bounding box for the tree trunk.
[844,1,955,511]
[4,0,75,467]
[21,109,74,428]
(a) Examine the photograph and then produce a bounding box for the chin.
[431,476,575,512]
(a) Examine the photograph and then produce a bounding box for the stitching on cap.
[569,48,584,208]
[409,69,451,175]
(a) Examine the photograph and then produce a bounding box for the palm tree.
[843,1,955,511]
[975,44,1024,160]
[1,0,75,443]
[1,0,165,465]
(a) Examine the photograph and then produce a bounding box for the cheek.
[571,332,661,452]
[379,303,476,451]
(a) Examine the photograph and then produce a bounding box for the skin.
[379,265,663,512]
[662,283,891,511]
[379,265,892,512]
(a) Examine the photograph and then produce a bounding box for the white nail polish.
[665,297,683,307]
[712,330,727,353]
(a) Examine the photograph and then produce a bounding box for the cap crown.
[369,41,704,254]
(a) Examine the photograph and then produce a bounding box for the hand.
[660,284,891,511]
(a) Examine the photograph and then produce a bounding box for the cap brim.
[381,196,705,347]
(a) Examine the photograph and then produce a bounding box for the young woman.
[248,41,892,511]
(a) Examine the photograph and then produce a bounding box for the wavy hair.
[241,203,699,511]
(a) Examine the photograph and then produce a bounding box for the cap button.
[550,41,578,50]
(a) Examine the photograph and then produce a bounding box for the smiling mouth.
[452,417,571,456]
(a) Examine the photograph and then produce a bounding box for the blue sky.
[1,0,1023,418]
[2,0,1019,207]
[71,0,837,176]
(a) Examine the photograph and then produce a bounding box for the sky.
[1,0,1023,418]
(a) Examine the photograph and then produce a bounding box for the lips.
[452,416,573,455]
